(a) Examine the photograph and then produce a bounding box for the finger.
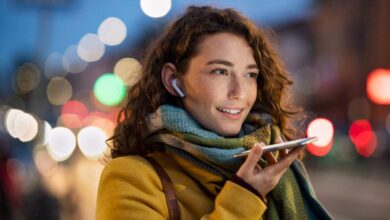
[254,164,262,173]
[273,136,287,159]
[263,152,277,165]
[279,149,288,159]
[239,143,264,172]
[273,136,284,144]
[266,147,304,176]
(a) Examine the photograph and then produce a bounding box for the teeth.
[217,108,241,114]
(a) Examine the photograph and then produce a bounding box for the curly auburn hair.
[109,6,303,158]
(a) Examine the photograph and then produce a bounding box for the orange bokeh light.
[306,118,334,157]
[366,68,390,105]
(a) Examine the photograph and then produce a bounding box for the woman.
[96,6,333,220]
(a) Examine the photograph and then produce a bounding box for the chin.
[215,127,241,137]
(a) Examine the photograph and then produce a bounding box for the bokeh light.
[47,127,76,161]
[61,100,88,119]
[366,68,390,105]
[42,121,53,146]
[15,63,41,93]
[47,77,73,105]
[306,118,334,156]
[114,57,142,87]
[77,126,107,159]
[140,0,171,18]
[13,112,39,142]
[349,119,377,157]
[307,118,334,146]
[58,100,87,129]
[63,45,88,74]
[83,112,115,137]
[44,52,68,78]
[77,33,105,62]
[93,73,126,106]
[5,109,38,142]
[98,17,127,46]
[5,108,24,138]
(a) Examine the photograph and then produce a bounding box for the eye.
[211,68,228,75]
[245,72,259,79]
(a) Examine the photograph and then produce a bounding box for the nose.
[227,76,244,100]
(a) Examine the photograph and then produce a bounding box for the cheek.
[191,78,221,102]
[248,83,258,105]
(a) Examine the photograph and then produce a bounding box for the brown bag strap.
[144,157,180,220]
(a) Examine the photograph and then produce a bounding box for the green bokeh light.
[93,73,127,106]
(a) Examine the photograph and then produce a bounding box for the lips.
[216,107,244,120]
[216,107,242,114]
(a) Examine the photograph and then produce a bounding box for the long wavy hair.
[109,6,303,158]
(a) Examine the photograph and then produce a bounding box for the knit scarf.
[147,104,308,220]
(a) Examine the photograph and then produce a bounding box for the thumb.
[239,143,264,172]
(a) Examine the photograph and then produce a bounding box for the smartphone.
[233,136,318,158]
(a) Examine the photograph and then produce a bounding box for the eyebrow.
[206,59,258,69]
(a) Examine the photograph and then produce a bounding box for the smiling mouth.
[216,107,242,115]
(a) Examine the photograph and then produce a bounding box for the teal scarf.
[147,104,332,220]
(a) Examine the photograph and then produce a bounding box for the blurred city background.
[0,0,389,219]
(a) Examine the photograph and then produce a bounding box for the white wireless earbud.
[171,79,185,98]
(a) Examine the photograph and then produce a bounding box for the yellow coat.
[96,151,267,220]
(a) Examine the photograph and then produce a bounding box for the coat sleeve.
[201,180,267,220]
[96,156,169,220]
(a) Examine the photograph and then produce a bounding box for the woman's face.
[181,33,259,136]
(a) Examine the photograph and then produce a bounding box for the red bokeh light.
[61,100,88,119]
[349,119,377,157]
[307,141,333,157]
[59,100,89,129]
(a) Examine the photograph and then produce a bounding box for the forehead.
[192,32,255,63]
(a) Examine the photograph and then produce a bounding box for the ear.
[161,62,181,97]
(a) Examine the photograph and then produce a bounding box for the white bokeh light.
[5,109,24,138]
[77,33,105,62]
[98,17,127,46]
[14,112,38,142]
[307,118,334,147]
[47,127,76,162]
[77,126,108,159]
[140,0,171,18]
[43,121,53,145]
[5,109,39,142]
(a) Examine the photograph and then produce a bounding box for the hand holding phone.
[233,137,318,158]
